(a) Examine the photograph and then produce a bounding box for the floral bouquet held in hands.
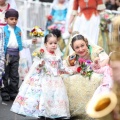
[32,48,46,72]
[77,58,93,79]
[30,26,44,37]
[32,48,44,59]
[30,26,44,48]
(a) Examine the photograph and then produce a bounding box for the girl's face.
[59,0,65,4]
[45,36,58,52]
[72,40,88,57]
[0,0,6,5]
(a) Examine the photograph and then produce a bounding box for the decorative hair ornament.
[71,33,80,39]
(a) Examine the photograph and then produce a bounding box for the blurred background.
[15,0,53,40]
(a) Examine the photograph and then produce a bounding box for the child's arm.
[59,59,73,75]
[93,66,106,74]
[22,39,39,48]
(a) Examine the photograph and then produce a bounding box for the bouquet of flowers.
[77,58,93,79]
[32,48,44,59]
[30,26,44,37]
[100,11,114,32]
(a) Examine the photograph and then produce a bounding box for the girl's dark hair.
[51,29,61,38]
[71,31,88,50]
[44,33,57,43]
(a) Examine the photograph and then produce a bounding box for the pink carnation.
[78,58,86,64]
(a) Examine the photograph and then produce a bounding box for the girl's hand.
[39,60,45,67]
[92,58,101,70]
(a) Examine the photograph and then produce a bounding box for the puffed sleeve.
[72,0,78,15]
[92,45,109,62]
[98,50,109,62]
[97,0,106,10]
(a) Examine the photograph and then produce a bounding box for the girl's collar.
[47,49,55,54]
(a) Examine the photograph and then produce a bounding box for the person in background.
[115,0,120,10]
[105,0,118,10]
[46,0,68,35]
[0,9,36,101]
[0,0,17,88]
[0,0,34,86]
[68,0,106,45]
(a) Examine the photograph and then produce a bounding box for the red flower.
[77,67,82,73]
[47,15,53,21]
[40,49,44,53]
[31,28,36,33]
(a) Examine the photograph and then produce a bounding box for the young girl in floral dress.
[11,33,72,119]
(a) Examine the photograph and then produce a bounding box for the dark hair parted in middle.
[44,33,57,44]
[71,31,88,50]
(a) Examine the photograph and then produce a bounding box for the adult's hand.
[68,26,72,34]
[32,39,38,44]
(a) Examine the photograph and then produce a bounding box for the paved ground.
[0,98,37,120]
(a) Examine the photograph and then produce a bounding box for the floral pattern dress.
[11,51,71,119]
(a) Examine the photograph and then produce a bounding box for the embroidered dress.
[62,45,108,119]
[11,49,71,119]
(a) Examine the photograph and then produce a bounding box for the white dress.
[11,49,71,119]
[73,14,100,45]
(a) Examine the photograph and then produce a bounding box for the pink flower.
[104,14,109,19]
[78,58,86,64]
[40,49,44,53]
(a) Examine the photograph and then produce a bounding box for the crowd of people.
[0,0,120,120]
